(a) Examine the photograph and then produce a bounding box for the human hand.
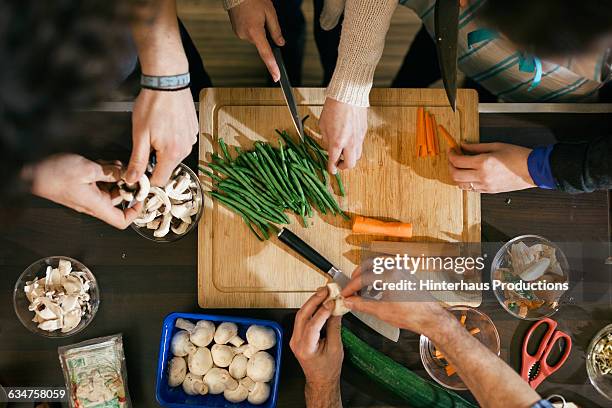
[340,266,452,339]
[29,154,141,229]
[290,286,343,388]
[319,98,368,174]
[228,0,285,82]
[448,142,536,193]
[128,88,198,187]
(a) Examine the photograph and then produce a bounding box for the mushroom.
[203,368,236,395]
[171,221,190,235]
[153,212,172,238]
[248,382,270,405]
[229,335,245,347]
[182,373,209,396]
[170,202,194,219]
[58,259,72,275]
[224,383,249,403]
[240,376,256,391]
[134,174,150,201]
[214,322,238,345]
[190,320,215,347]
[168,356,187,387]
[61,308,81,333]
[171,330,196,357]
[187,347,214,376]
[234,344,259,359]
[246,351,275,382]
[229,354,248,379]
[211,344,235,368]
[175,318,195,332]
[326,282,350,316]
[519,258,551,281]
[246,325,277,350]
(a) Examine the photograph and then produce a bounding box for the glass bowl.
[13,256,99,338]
[420,306,500,390]
[130,163,203,243]
[586,323,612,401]
[491,235,570,320]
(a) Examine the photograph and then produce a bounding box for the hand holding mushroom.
[166,319,277,405]
[289,287,344,392]
[28,154,141,229]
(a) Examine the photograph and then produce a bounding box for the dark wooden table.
[1,109,610,407]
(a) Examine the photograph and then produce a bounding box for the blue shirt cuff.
[527,145,556,189]
[531,400,554,408]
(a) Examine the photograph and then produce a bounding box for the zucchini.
[341,327,477,408]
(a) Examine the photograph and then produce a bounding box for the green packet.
[58,334,132,408]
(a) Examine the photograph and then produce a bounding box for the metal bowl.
[420,306,500,390]
[13,256,99,338]
[491,235,570,320]
[130,163,203,243]
[586,323,612,401]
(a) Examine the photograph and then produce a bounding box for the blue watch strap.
[527,145,556,189]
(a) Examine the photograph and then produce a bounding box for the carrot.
[469,328,481,335]
[438,124,462,155]
[430,114,440,155]
[435,349,444,358]
[459,314,467,326]
[352,215,413,238]
[445,364,457,376]
[416,107,426,157]
[425,112,435,156]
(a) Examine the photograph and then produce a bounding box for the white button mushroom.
[214,322,238,345]
[229,335,245,347]
[171,330,196,357]
[211,344,235,368]
[168,357,187,387]
[248,382,270,405]
[187,347,214,376]
[246,325,277,350]
[182,373,209,396]
[234,344,259,359]
[223,383,249,403]
[326,282,350,316]
[175,318,195,332]
[203,368,235,395]
[190,320,215,347]
[240,376,256,391]
[229,354,248,379]
[246,351,275,382]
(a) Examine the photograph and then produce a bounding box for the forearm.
[131,0,187,75]
[326,0,397,107]
[549,135,611,193]
[427,314,540,408]
[305,381,342,408]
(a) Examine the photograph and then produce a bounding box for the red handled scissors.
[521,317,572,389]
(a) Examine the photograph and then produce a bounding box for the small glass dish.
[13,256,99,338]
[130,163,203,243]
[491,235,570,320]
[586,323,612,401]
[420,306,500,390]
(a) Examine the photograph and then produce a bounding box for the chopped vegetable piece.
[352,215,413,238]
[416,107,427,157]
[469,328,481,335]
[460,314,467,326]
[438,124,462,154]
[430,114,440,155]
[425,112,435,156]
[445,364,457,377]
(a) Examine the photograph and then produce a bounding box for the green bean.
[219,139,232,162]
[210,191,281,225]
[198,166,223,182]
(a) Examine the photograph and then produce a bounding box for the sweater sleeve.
[325,0,397,107]
[550,135,611,193]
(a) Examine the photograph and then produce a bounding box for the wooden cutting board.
[198,88,480,308]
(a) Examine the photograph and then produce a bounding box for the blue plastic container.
[156,312,283,408]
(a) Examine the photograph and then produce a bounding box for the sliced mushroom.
[135,174,150,201]
[154,212,172,238]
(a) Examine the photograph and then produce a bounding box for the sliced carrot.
[438,124,462,155]
[435,349,444,358]
[430,114,440,155]
[416,107,426,157]
[352,215,413,238]
[469,328,481,335]
[425,112,435,156]
[445,364,457,376]
[460,314,467,326]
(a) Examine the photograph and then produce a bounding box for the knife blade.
[434,0,460,111]
[277,228,400,342]
[270,43,305,140]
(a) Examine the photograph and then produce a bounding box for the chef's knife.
[434,0,460,111]
[269,40,305,140]
[278,228,400,342]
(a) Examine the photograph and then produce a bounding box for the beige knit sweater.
[224,0,397,107]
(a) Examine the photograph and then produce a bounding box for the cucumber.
[341,327,477,408]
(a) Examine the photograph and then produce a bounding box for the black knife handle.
[278,228,334,274]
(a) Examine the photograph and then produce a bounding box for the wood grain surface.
[198,88,481,308]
